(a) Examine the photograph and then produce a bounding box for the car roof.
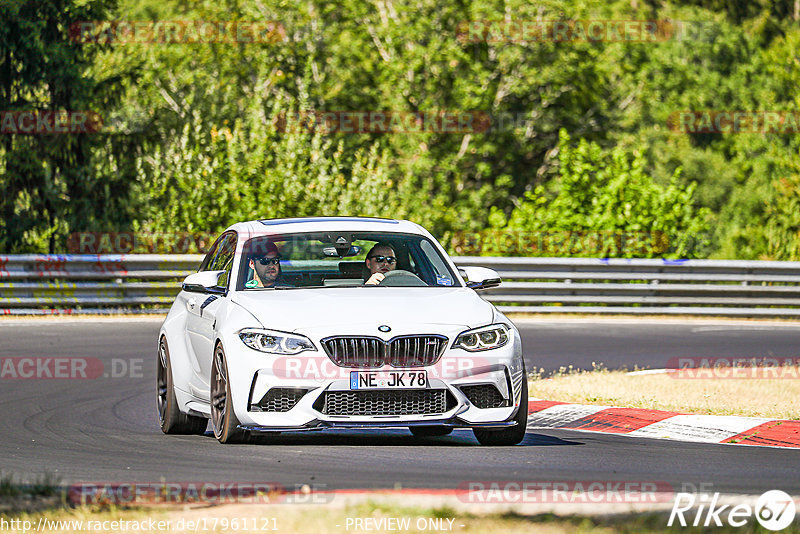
[226,217,430,240]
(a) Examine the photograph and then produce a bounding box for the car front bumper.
[225,332,526,431]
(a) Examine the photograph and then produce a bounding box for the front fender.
[215,300,265,416]
[160,294,195,399]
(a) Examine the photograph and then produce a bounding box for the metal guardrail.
[457,257,800,317]
[0,255,198,315]
[1,255,800,316]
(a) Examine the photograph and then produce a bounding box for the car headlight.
[238,328,316,355]
[453,324,510,352]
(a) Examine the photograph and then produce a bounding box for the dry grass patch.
[163,502,618,534]
[506,313,800,324]
[529,368,800,419]
[0,502,720,534]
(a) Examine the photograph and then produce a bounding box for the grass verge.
[528,367,800,419]
[3,500,791,534]
[506,313,800,324]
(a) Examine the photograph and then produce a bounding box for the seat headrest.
[339,261,366,278]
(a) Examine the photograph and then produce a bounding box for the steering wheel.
[378,269,428,287]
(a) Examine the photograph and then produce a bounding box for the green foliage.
[765,136,800,261]
[471,130,710,257]
[134,96,400,234]
[0,0,137,253]
[1,0,799,259]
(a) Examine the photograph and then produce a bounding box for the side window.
[207,232,237,288]
[420,240,455,286]
[199,239,220,272]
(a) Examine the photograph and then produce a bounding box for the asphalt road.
[516,318,800,374]
[1,318,798,495]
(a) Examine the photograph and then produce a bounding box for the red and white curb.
[528,400,800,448]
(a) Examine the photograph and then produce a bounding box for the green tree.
[0,0,137,252]
[3,0,799,260]
[476,130,710,258]
[764,135,800,261]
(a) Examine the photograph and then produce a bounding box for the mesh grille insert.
[460,384,508,409]
[255,388,308,412]
[321,389,455,416]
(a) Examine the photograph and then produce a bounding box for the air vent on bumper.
[316,389,457,416]
[251,388,309,412]
[459,384,509,408]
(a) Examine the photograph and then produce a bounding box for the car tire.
[211,343,248,444]
[410,426,454,437]
[157,337,208,435]
[472,373,528,446]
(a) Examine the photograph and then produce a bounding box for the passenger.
[246,242,283,288]
[364,242,397,285]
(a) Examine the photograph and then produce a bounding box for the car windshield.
[237,231,460,290]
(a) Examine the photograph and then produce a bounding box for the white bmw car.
[157,217,528,445]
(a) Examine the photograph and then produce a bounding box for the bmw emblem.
[378,325,391,333]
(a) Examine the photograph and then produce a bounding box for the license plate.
[349,370,428,390]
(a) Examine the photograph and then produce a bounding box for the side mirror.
[460,266,501,290]
[182,270,227,294]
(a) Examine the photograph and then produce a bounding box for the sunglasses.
[257,257,281,266]
[368,255,396,265]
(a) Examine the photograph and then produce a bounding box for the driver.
[246,242,283,288]
[364,242,397,285]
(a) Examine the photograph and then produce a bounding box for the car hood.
[231,287,495,332]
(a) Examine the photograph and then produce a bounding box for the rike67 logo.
[669,490,797,530]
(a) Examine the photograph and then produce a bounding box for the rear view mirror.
[322,245,362,258]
